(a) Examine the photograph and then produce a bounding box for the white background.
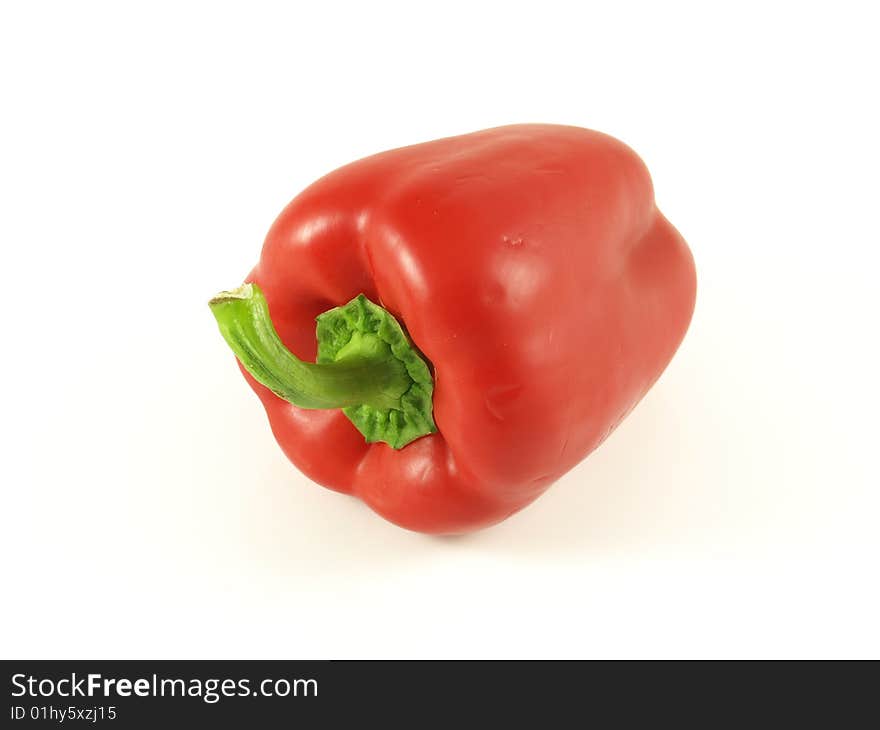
[2,1,878,659]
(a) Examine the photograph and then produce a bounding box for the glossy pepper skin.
[226,124,695,533]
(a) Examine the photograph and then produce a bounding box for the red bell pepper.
[210,124,696,533]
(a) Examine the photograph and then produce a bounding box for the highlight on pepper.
[210,124,696,534]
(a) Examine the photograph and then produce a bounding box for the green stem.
[209,283,410,411]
